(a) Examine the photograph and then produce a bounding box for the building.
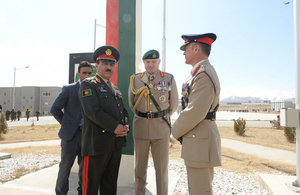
[0,86,62,116]
[271,98,295,112]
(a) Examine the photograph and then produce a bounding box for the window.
[4,92,6,96]
[43,92,51,96]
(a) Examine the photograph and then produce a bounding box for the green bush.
[0,113,8,139]
[270,115,281,129]
[284,127,296,143]
[233,117,246,136]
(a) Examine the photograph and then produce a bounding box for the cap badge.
[105,49,112,55]
[153,53,156,58]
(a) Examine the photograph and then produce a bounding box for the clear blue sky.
[0,0,296,100]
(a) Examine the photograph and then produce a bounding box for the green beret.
[142,49,160,60]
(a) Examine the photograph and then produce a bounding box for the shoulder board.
[95,77,101,83]
[140,72,145,78]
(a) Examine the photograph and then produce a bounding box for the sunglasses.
[82,72,92,74]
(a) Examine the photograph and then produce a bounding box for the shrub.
[270,115,282,129]
[284,127,296,143]
[0,113,8,139]
[233,117,246,136]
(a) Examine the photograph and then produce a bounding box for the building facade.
[0,86,62,116]
[271,98,295,112]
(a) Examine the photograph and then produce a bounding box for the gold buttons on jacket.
[192,134,196,138]
[102,129,106,133]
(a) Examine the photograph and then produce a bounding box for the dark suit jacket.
[79,74,127,156]
[50,81,82,141]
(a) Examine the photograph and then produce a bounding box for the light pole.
[12,66,29,110]
[162,0,166,71]
[94,19,106,51]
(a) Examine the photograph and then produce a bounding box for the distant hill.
[220,87,295,103]
[220,96,262,103]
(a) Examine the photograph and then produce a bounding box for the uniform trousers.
[55,128,82,195]
[134,137,169,195]
[82,148,122,195]
[186,166,214,195]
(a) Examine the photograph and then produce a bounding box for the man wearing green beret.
[128,49,178,195]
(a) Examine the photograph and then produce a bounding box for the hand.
[177,137,182,145]
[114,124,129,137]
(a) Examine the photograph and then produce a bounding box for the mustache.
[105,69,112,72]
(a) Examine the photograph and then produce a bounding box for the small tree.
[284,127,296,143]
[233,117,246,136]
[0,114,8,139]
[270,115,281,129]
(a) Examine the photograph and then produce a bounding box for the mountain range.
[220,87,295,103]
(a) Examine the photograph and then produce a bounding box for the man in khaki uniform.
[128,50,178,195]
[172,33,221,195]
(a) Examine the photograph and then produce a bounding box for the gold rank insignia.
[105,49,112,55]
[153,53,156,58]
[95,77,101,83]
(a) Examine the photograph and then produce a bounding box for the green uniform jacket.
[79,74,128,156]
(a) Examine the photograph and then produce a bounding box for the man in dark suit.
[51,61,93,195]
[79,45,129,195]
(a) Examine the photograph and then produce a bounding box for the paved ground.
[1,111,298,194]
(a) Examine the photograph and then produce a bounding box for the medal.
[149,84,153,88]
[159,95,166,102]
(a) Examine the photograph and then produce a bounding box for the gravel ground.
[0,154,270,194]
[0,153,60,183]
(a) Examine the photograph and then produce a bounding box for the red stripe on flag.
[106,0,119,86]
[83,156,89,195]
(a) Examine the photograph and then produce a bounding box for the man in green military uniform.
[5,110,10,121]
[128,49,178,195]
[25,109,30,121]
[79,45,129,195]
[17,110,21,121]
[10,109,16,122]
[36,110,40,121]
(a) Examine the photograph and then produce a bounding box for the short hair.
[192,42,212,57]
[78,61,93,73]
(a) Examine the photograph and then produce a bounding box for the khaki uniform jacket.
[79,74,128,156]
[128,70,178,139]
[172,59,222,168]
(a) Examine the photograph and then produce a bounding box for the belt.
[136,109,169,119]
[205,112,216,121]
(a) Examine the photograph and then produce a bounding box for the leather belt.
[205,112,216,121]
[136,109,169,119]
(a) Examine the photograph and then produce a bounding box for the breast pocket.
[99,92,114,110]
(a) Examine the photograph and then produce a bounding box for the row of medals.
[149,82,171,102]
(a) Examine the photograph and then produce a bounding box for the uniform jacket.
[172,59,222,168]
[50,81,82,141]
[128,70,178,139]
[79,74,128,156]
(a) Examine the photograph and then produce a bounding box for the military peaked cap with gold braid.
[93,45,120,63]
[142,49,160,60]
[180,33,217,51]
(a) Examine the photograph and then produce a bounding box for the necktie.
[107,80,114,92]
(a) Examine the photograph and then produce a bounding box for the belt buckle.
[147,111,153,119]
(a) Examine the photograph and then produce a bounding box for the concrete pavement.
[0,138,298,194]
